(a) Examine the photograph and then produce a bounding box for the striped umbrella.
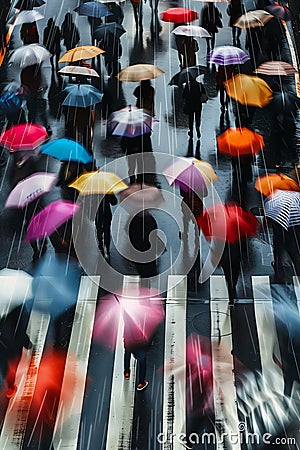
[207,46,250,65]
[254,61,298,76]
[264,190,300,230]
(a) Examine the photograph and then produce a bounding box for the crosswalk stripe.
[105,275,140,450]
[162,275,187,449]
[0,301,51,449]
[210,275,241,449]
[52,275,99,450]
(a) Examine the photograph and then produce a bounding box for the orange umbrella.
[224,74,273,107]
[58,45,104,63]
[255,173,300,197]
[217,127,264,156]
[254,61,298,76]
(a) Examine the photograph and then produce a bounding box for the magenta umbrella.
[93,287,165,350]
[0,123,48,151]
[5,172,57,208]
[25,200,80,242]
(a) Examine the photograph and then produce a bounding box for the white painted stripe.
[163,275,187,450]
[282,22,300,97]
[105,275,139,450]
[52,275,99,450]
[0,303,51,449]
[210,275,241,450]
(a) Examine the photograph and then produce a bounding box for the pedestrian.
[43,18,61,72]
[63,105,95,155]
[271,220,300,283]
[130,0,143,32]
[182,78,207,139]
[180,185,207,241]
[218,240,243,304]
[245,27,264,69]
[88,16,102,46]
[200,2,223,53]
[176,36,199,69]
[60,13,80,51]
[120,134,153,184]
[215,64,236,112]
[95,193,117,260]
[226,0,245,46]
[231,154,253,208]
[98,34,122,76]
[20,21,39,45]
[105,2,124,25]
[133,79,155,116]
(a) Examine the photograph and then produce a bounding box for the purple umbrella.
[5,172,57,208]
[207,46,250,66]
[265,5,293,21]
[25,200,80,242]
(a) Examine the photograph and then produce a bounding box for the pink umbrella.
[0,123,48,150]
[25,200,80,242]
[5,172,57,208]
[93,287,165,349]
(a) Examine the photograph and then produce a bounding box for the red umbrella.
[93,287,165,350]
[217,127,265,157]
[0,123,48,151]
[197,203,259,243]
[161,7,198,24]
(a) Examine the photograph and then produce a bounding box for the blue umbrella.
[74,1,113,19]
[40,138,93,164]
[62,84,103,108]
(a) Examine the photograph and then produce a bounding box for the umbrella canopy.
[10,9,43,25]
[61,83,103,108]
[197,203,259,243]
[93,288,165,349]
[163,157,218,192]
[0,123,48,150]
[68,170,128,195]
[0,268,33,317]
[234,10,273,28]
[255,173,300,198]
[169,65,208,86]
[74,1,113,18]
[25,200,80,241]
[9,44,50,69]
[0,90,23,114]
[161,7,198,23]
[254,61,298,76]
[119,183,164,210]
[58,65,100,78]
[224,74,273,107]
[207,46,250,65]
[40,138,93,164]
[217,127,265,157]
[59,46,104,63]
[265,4,293,21]
[267,91,300,115]
[264,190,300,230]
[108,106,155,137]
[117,64,164,82]
[14,0,45,9]
[5,172,57,208]
[172,25,210,38]
[93,22,126,40]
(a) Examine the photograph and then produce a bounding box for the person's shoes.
[103,246,110,261]
[6,385,17,399]
[137,380,148,391]
[124,370,130,380]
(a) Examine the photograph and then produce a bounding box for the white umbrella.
[0,268,33,317]
[9,44,51,69]
[9,10,44,25]
[172,25,211,38]
[58,65,100,78]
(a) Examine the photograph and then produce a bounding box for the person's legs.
[124,347,131,374]
[95,211,104,252]
[195,110,201,139]
[286,227,300,275]
[188,113,194,138]
[133,349,147,384]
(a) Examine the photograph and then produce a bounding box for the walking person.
[200,2,223,53]
[61,13,80,51]
[121,133,153,184]
[123,336,148,391]
[43,18,61,72]
[176,36,199,69]
[226,0,245,46]
[133,79,155,116]
[130,0,143,33]
[215,64,236,112]
[182,78,207,139]
[20,21,39,45]
[231,154,253,208]
[98,34,122,76]
[95,193,117,260]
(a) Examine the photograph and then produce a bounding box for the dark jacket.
[182,81,206,113]
[201,4,223,33]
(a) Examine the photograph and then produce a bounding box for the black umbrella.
[14,0,45,9]
[93,22,126,41]
[267,91,300,115]
[169,65,208,86]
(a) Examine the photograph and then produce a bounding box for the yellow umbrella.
[68,171,128,195]
[224,74,273,107]
[255,173,300,197]
[59,46,105,63]
[192,159,219,183]
[117,64,164,82]
[234,10,273,29]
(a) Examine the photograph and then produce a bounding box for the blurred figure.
[123,318,148,391]
[271,221,300,283]
[226,0,245,45]
[95,194,117,260]
[182,78,207,139]
[98,34,122,76]
[215,64,236,112]
[43,18,61,71]
[130,0,143,32]
[245,27,264,69]
[20,22,39,45]
[176,36,199,69]
[180,185,207,242]
[61,13,80,51]
[200,2,223,53]
[231,154,253,208]
[64,105,95,155]
[121,134,153,184]
[133,79,155,116]
[105,2,124,25]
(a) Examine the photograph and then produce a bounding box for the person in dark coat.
[98,34,122,76]
[133,79,155,116]
[176,36,199,69]
[121,134,153,184]
[60,13,80,51]
[200,2,223,53]
[226,0,245,45]
[43,18,61,71]
[215,64,236,111]
[95,194,118,260]
[230,154,253,208]
[182,78,207,139]
[105,2,124,25]
[20,21,39,45]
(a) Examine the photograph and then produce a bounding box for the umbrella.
[117,64,164,82]
[14,0,45,9]
[207,46,250,65]
[163,157,218,192]
[0,90,23,114]
[266,91,300,115]
[255,173,300,198]
[160,7,198,24]
[93,288,165,349]
[197,203,259,243]
[68,170,128,195]
[40,138,93,164]
[224,74,273,107]
[264,190,300,230]
[172,25,210,38]
[119,183,164,210]
[169,65,208,86]
[93,22,126,40]
[74,1,113,18]
[58,46,105,63]
[234,10,273,28]
[265,4,293,21]
[254,61,298,76]
[10,9,43,25]
[8,44,50,69]
[108,106,155,137]
[25,200,80,242]
[0,268,33,317]
[61,84,103,108]
[5,172,57,208]
[0,123,48,150]
[217,127,265,157]
[58,65,100,78]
